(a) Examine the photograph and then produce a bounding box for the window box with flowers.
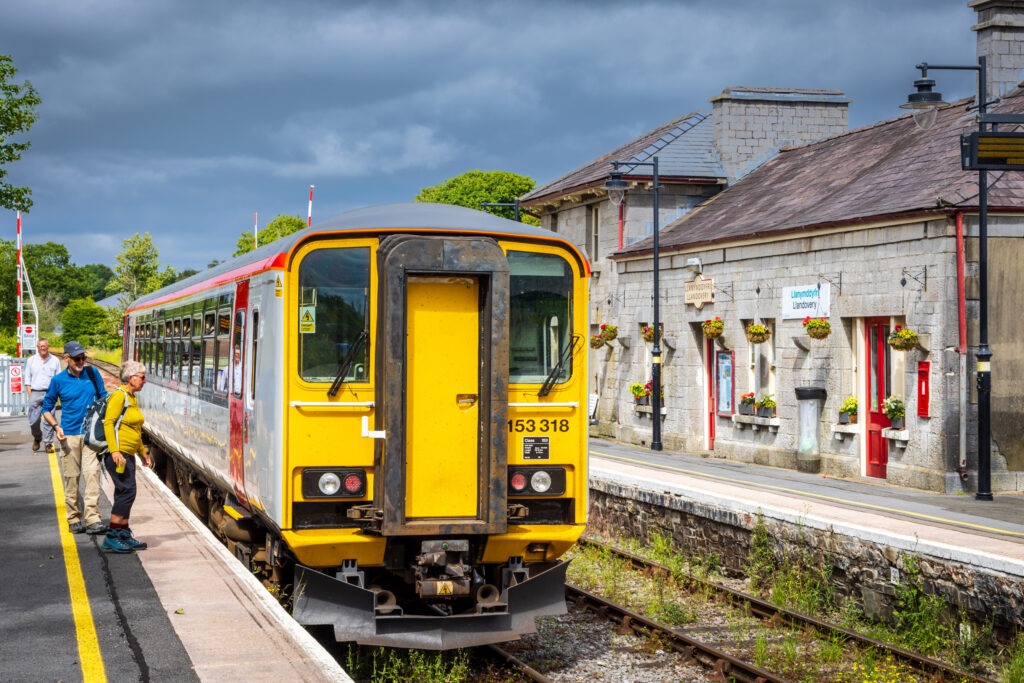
[739,391,756,415]
[884,395,905,430]
[888,325,918,352]
[702,317,724,339]
[756,393,776,418]
[802,316,831,340]
[746,323,771,344]
[590,335,606,349]
[640,324,663,343]
[599,324,618,342]
[629,381,650,406]
[839,395,858,424]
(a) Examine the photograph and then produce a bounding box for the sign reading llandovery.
[781,283,830,319]
[684,274,714,309]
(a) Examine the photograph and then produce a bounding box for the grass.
[88,345,123,364]
[343,647,470,683]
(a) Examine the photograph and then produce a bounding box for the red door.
[705,337,715,450]
[865,318,891,478]
[229,280,249,505]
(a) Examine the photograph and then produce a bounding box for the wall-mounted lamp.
[685,257,702,273]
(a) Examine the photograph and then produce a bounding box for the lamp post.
[605,156,662,451]
[902,58,993,500]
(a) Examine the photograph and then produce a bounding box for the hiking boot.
[32,439,40,452]
[45,443,56,455]
[101,531,132,553]
[85,522,108,535]
[69,521,87,534]
[117,529,147,551]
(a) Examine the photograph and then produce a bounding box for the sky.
[1,0,980,271]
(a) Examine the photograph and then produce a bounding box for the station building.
[520,0,1024,493]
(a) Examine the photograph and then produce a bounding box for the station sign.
[9,364,22,394]
[683,274,714,310]
[20,324,37,346]
[781,283,830,319]
[961,131,1024,171]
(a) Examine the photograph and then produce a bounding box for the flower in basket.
[883,395,905,420]
[887,325,918,351]
[643,380,664,399]
[599,323,618,341]
[702,316,724,338]
[629,382,650,399]
[802,316,831,339]
[745,322,771,344]
[840,395,858,415]
[640,324,662,342]
[740,392,756,406]
[590,335,606,349]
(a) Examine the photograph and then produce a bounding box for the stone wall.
[589,475,1024,632]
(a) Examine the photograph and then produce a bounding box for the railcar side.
[124,203,590,649]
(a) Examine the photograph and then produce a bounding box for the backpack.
[82,367,128,455]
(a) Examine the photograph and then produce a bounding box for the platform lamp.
[605,156,663,451]
[901,57,993,500]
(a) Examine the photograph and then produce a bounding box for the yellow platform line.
[47,450,107,682]
[592,450,1024,539]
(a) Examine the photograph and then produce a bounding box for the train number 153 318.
[508,418,570,433]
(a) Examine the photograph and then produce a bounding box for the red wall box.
[917,361,930,418]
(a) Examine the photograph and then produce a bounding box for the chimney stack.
[971,0,1024,98]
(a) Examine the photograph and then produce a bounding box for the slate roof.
[614,87,1024,257]
[519,112,723,206]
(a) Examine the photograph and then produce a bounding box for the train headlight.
[318,472,342,496]
[530,470,552,493]
[507,467,566,496]
[302,468,366,498]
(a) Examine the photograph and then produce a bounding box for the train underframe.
[153,447,569,650]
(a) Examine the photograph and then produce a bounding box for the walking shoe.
[45,443,56,455]
[32,439,40,452]
[69,521,87,534]
[117,529,147,551]
[101,531,132,553]
[85,522,108,535]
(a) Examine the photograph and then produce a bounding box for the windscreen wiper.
[328,329,369,398]
[539,334,580,397]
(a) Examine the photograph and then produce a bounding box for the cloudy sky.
[2,0,979,271]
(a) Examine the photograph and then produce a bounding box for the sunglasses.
[70,355,86,362]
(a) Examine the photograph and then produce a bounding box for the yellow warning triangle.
[301,310,314,323]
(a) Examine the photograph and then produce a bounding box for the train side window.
[507,251,574,384]
[229,310,244,398]
[296,247,370,383]
[213,309,231,394]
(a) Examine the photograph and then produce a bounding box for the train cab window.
[296,247,370,383]
[507,251,574,384]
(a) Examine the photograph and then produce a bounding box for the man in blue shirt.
[41,341,108,535]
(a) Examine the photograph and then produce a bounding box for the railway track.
[574,538,997,682]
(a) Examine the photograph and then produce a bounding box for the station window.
[508,251,574,384]
[743,318,776,400]
[297,247,370,383]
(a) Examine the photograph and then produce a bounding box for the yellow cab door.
[375,235,509,536]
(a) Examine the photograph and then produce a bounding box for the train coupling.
[415,539,471,598]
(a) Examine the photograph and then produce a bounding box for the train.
[123,202,590,649]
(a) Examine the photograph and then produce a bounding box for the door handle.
[456,394,478,406]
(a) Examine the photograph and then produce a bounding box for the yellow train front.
[127,203,589,650]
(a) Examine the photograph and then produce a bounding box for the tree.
[105,232,173,302]
[61,298,107,345]
[81,263,115,300]
[0,55,41,212]
[234,214,307,257]
[415,170,539,226]
[23,242,91,306]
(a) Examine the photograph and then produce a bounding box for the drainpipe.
[956,211,968,479]
[617,202,624,251]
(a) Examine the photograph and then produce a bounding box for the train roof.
[128,202,586,312]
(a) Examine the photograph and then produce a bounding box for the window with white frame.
[743,318,776,401]
[586,204,600,261]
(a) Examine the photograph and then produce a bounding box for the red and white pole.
[16,212,22,357]
[307,184,314,226]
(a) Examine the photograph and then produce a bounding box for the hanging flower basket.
[745,323,771,344]
[802,316,831,340]
[888,325,918,351]
[590,335,606,349]
[702,317,724,339]
[599,324,618,342]
[640,324,662,343]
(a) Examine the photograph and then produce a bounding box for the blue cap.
[63,341,86,357]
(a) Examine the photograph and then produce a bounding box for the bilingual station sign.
[781,283,830,320]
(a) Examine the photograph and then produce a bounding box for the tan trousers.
[58,434,102,526]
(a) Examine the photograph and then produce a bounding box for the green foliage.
[1002,632,1024,683]
[234,214,307,256]
[840,395,858,414]
[23,242,92,305]
[891,554,953,656]
[105,232,174,303]
[81,263,115,300]
[61,298,107,346]
[746,513,776,592]
[883,395,905,420]
[0,55,41,212]
[343,646,469,682]
[416,170,540,226]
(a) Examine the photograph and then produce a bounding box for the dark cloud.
[2,0,977,269]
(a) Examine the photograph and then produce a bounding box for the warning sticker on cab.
[523,436,550,460]
[299,306,316,334]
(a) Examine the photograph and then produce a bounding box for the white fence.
[0,356,28,416]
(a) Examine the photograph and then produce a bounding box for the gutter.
[956,211,968,478]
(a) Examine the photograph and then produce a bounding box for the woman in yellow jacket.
[101,360,153,553]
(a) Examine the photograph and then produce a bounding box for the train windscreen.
[508,250,573,384]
